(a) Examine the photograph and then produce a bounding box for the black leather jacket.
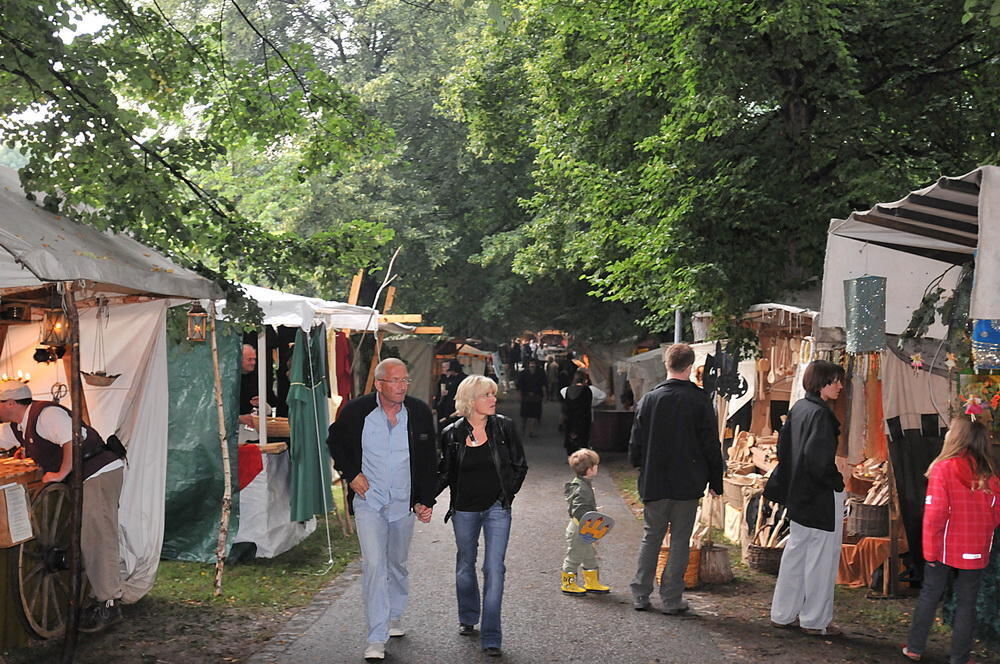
[438,414,528,522]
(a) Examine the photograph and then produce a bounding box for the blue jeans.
[451,502,512,649]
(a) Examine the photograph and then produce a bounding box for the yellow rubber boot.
[561,571,586,596]
[582,569,611,594]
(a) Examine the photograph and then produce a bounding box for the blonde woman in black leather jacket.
[438,376,528,658]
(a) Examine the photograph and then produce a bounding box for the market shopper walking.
[902,417,1000,664]
[438,375,528,658]
[516,359,546,437]
[628,343,724,615]
[326,358,438,662]
[766,360,846,637]
[560,368,607,456]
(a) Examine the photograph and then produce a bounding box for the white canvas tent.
[215,284,380,558]
[0,165,223,602]
[820,165,1000,336]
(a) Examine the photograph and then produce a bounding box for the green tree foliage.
[447,0,1000,332]
[156,0,643,341]
[0,0,390,297]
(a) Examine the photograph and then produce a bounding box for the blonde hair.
[927,417,998,489]
[568,448,600,476]
[454,375,497,418]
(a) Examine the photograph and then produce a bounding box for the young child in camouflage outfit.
[561,448,611,595]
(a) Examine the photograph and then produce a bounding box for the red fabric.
[238,444,264,490]
[922,454,1000,569]
[335,332,353,419]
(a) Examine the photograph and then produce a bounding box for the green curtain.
[288,325,332,522]
[162,318,241,562]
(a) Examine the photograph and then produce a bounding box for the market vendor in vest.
[0,379,125,633]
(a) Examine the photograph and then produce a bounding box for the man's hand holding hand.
[349,473,369,498]
[414,503,432,523]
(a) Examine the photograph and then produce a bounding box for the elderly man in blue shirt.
[327,358,439,661]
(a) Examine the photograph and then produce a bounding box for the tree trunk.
[209,302,232,597]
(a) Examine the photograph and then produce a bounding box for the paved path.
[248,400,746,664]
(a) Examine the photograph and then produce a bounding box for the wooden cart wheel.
[9,482,82,639]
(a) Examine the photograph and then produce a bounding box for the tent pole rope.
[305,326,335,570]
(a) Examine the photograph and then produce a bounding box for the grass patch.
[152,514,359,608]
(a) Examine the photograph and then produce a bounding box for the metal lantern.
[844,276,887,354]
[39,296,70,347]
[186,303,208,342]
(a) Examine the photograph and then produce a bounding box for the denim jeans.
[451,501,512,649]
[906,562,984,664]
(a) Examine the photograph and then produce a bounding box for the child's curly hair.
[568,448,600,476]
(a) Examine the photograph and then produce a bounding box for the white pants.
[770,491,844,630]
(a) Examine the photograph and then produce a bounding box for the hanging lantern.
[39,294,70,347]
[843,276,886,354]
[186,303,208,342]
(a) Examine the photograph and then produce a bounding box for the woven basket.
[846,501,888,538]
[251,416,290,438]
[656,545,701,589]
[747,544,783,575]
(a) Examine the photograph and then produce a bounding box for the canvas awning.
[0,166,223,299]
[219,283,379,331]
[822,165,1000,331]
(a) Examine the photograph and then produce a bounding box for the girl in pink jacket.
[903,417,1000,663]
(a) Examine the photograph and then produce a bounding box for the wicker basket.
[656,545,701,589]
[747,544,783,575]
[846,501,888,538]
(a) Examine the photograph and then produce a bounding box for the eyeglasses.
[377,377,412,385]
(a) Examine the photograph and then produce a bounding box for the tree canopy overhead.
[5,0,999,343]
[1,0,391,297]
[446,0,1000,332]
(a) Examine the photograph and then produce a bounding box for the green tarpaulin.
[162,321,241,562]
[289,326,332,522]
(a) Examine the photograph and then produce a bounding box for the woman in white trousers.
[767,360,846,636]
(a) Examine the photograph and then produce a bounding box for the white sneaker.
[388,619,405,637]
[363,642,385,660]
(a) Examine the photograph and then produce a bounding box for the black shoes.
[79,599,123,633]
[483,646,502,657]
[458,623,476,636]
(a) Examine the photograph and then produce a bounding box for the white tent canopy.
[0,166,223,300]
[821,165,1000,333]
[220,283,379,331]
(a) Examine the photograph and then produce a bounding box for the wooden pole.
[60,283,82,663]
[209,302,232,597]
[882,450,900,597]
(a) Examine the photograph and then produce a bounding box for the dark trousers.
[906,561,983,664]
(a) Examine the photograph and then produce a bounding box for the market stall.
[0,165,223,643]
[163,285,379,562]
[815,166,999,633]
